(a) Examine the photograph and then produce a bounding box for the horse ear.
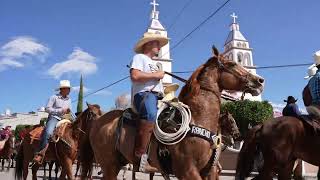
[212,45,219,57]
[86,102,91,108]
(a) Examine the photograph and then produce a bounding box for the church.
[141,0,262,101]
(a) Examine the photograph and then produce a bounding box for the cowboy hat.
[314,50,320,65]
[56,80,71,91]
[304,64,317,79]
[134,32,169,53]
[284,96,298,103]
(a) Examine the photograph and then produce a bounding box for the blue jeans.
[133,92,159,122]
[37,116,59,152]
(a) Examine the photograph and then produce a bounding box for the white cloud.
[270,102,286,112]
[0,36,49,71]
[270,102,307,114]
[72,86,90,93]
[48,47,97,79]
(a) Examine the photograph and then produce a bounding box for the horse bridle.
[78,109,96,135]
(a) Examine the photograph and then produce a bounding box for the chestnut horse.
[15,104,102,180]
[80,47,264,180]
[129,110,241,180]
[235,85,320,180]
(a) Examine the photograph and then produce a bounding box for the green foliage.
[221,100,273,136]
[40,118,48,126]
[77,75,84,113]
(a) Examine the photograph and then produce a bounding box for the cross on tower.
[150,0,159,12]
[230,12,238,23]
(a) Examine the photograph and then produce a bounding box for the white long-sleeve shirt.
[45,94,72,117]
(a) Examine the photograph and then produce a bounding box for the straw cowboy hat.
[314,50,320,65]
[134,32,169,53]
[284,96,298,103]
[56,80,71,91]
[304,64,317,79]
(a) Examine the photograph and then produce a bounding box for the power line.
[159,0,232,59]
[167,0,194,31]
[171,63,313,74]
[170,0,231,52]
[72,76,129,103]
[73,0,232,102]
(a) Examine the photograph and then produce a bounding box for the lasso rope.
[153,101,192,145]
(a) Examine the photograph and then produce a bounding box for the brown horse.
[0,134,15,171]
[129,110,241,180]
[236,85,320,180]
[15,104,102,180]
[79,47,264,180]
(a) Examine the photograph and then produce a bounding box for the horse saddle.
[298,115,320,136]
[28,120,71,144]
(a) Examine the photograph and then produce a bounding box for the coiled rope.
[153,101,192,145]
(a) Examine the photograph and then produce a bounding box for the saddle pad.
[121,108,139,127]
[29,126,44,141]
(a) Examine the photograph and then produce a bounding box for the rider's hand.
[153,71,165,80]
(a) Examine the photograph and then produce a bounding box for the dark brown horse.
[80,47,264,180]
[235,85,320,180]
[0,134,15,171]
[15,104,102,180]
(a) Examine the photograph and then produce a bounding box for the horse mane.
[179,57,216,98]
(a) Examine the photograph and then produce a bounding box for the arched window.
[244,53,251,66]
[237,52,243,64]
[237,42,241,47]
[243,43,247,48]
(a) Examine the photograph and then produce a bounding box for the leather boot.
[133,119,158,173]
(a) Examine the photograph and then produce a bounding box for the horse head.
[219,111,240,146]
[212,46,264,96]
[73,102,102,135]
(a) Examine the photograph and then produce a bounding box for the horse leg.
[101,164,121,180]
[278,160,295,180]
[11,155,14,168]
[60,158,74,180]
[22,160,29,180]
[7,157,11,170]
[49,161,53,180]
[293,159,303,180]
[43,161,47,179]
[75,160,80,177]
[131,170,135,180]
[177,166,203,180]
[150,172,155,180]
[1,158,4,170]
[257,157,275,180]
[55,162,60,179]
[31,164,40,180]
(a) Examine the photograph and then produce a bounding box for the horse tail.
[235,124,263,180]
[15,141,24,180]
[79,132,94,179]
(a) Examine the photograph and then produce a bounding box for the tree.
[77,75,84,113]
[221,100,273,136]
[115,93,131,110]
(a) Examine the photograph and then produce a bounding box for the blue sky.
[0,0,319,113]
